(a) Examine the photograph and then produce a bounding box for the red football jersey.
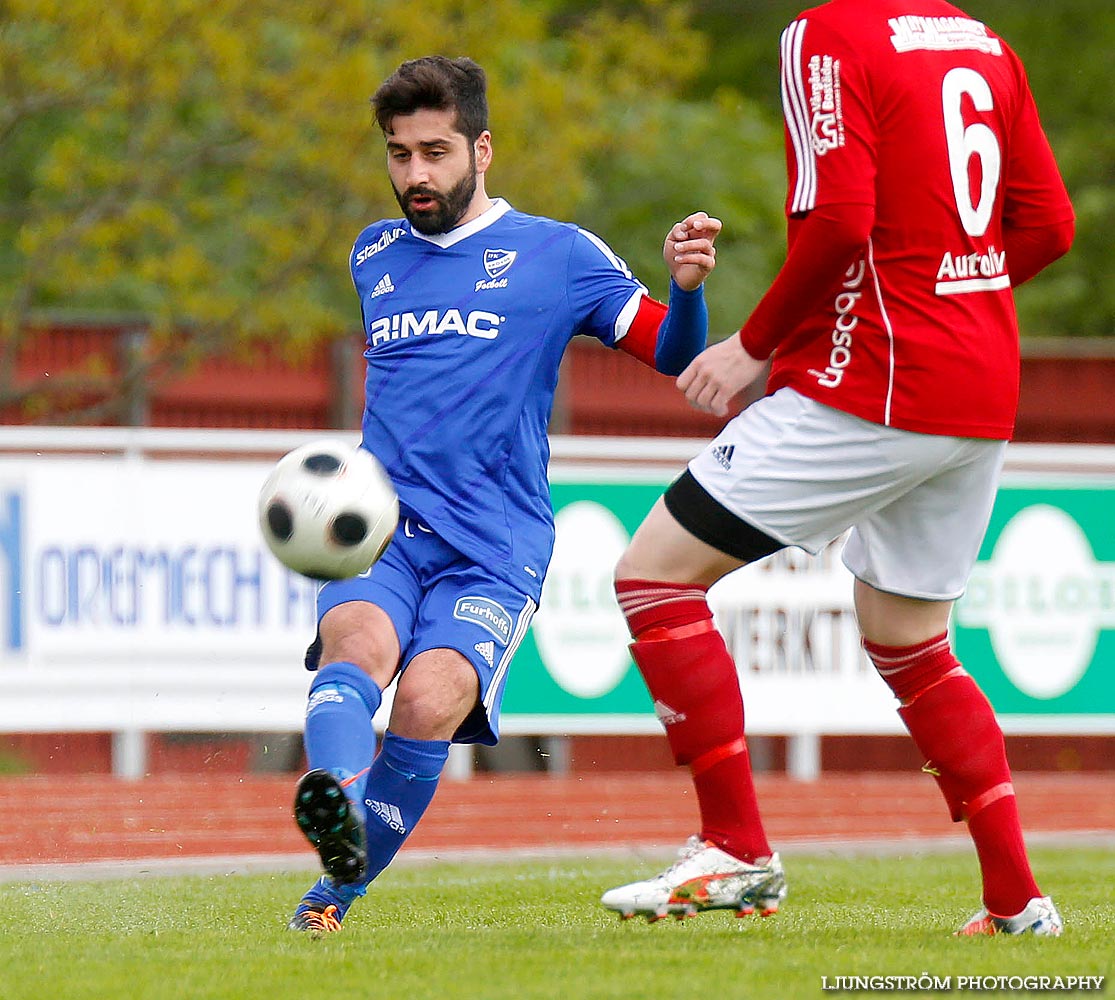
[766,0,1074,438]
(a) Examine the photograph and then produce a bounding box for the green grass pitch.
[2,847,1111,1000]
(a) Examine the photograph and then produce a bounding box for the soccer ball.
[258,439,399,581]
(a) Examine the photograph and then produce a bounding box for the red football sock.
[617,578,771,863]
[968,797,1043,917]
[694,746,769,864]
[865,636,1041,915]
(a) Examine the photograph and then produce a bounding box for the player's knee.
[391,653,479,740]
[613,550,640,589]
[613,497,693,584]
[318,602,400,680]
[614,522,670,583]
[613,540,699,589]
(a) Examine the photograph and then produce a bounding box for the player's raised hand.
[676,334,766,416]
[664,212,722,291]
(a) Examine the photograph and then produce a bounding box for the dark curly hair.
[372,56,488,142]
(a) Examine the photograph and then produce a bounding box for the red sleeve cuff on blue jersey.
[617,294,667,368]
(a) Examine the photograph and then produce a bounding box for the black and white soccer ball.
[258,439,399,581]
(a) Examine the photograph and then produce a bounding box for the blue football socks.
[296,874,368,921]
[362,731,450,882]
[303,661,383,808]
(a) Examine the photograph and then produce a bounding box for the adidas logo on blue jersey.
[712,444,735,470]
[371,273,395,298]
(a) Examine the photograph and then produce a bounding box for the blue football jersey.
[350,199,647,598]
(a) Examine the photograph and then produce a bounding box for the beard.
[394,161,478,236]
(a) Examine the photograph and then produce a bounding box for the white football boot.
[601,836,787,922]
[955,895,1063,936]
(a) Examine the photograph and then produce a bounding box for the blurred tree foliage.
[0,0,700,417]
[1,0,1108,422]
[575,90,786,338]
[681,0,1108,339]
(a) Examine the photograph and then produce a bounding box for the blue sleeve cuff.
[654,280,708,376]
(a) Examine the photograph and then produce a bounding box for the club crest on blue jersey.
[483,249,517,279]
[453,595,513,645]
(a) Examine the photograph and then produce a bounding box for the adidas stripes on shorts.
[686,388,1007,601]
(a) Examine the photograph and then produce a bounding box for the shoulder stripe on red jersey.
[781,19,817,214]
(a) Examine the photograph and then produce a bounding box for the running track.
[2,772,1113,878]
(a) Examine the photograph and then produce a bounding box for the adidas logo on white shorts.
[371,273,395,298]
[474,641,495,669]
[712,444,735,470]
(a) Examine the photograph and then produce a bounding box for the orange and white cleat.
[289,903,343,936]
[601,836,787,923]
[288,874,367,936]
[956,895,1063,937]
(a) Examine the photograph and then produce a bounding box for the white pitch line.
[0,830,1112,884]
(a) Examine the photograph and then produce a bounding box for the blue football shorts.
[306,509,538,746]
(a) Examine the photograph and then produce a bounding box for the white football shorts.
[686,388,1007,600]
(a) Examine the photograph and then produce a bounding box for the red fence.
[7,322,1115,442]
